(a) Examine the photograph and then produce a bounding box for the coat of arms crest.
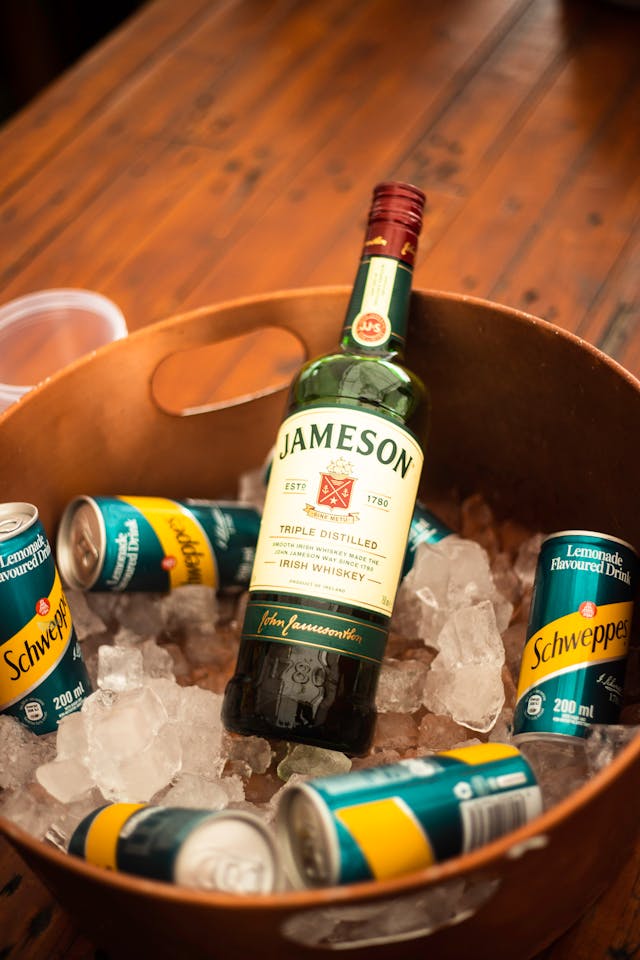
[317,457,355,510]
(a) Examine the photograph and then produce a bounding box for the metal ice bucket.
[1,287,640,959]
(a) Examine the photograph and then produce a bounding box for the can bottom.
[513,731,585,746]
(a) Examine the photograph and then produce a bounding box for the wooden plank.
[393,0,587,199]
[0,0,294,293]
[174,0,529,314]
[490,75,640,330]
[0,140,223,312]
[0,0,215,197]
[0,0,366,317]
[580,218,640,381]
[417,2,640,325]
[309,0,589,287]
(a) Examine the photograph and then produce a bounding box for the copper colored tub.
[1,288,639,960]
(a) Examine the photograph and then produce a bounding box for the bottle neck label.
[343,256,413,351]
[247,404,423,660]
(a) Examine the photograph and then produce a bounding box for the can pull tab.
[0,516,25,535]
[73,522,100,572]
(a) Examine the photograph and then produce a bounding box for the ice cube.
[487,704,514,744]
[376,658,430,713]
[460,493,500,559]
[98,723,182,802]
[584,724,640,774]
[177,723,225,780]
[182,623,225,666]
[160,585,218,634]
[178,685,223,727]
[97,643,144,692]
[36,757,95,803]
[490,552,522,607]
[438,537,513,633]
[392,542,451,641]
[145,677,183,720]
[163,642,191,678]
[224,734,274,774]
[44,789,106,850]
[140,638,175,679]
[422,602,506,732]
[113,626,144,646]
[392,537,512,645]
[501,621,527,683]
[83,685,181,801]
[424,663,505,734]
[159,772,245,809]
[66,588,107,640]
[83,591,121,628]
[267,772,309,819]
[112,592,166,636]
[277,744,352,781]
[0,787,63,840]
[432,599,505,667]
[84,685,169,760]
[0,716,55,789]
[175,685,224,779]
[514,533,545,591]
[281,877,499,947]
[56,711,88,760]
[372,713,419,753]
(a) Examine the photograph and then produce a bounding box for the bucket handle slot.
[141,287,349,417]
[150,325,306,416]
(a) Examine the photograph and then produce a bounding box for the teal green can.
[276,743,542,888]
[513,529,638,743]
[0,502,91,734]
[57,495,260,593]
[69,803,282,893]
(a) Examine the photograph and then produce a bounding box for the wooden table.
[1,0,639,956]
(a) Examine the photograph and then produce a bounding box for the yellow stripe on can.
[0,571,72,708]
[441,742,520,765]
[119,496,217,590]
[335,797,434,880]
[516,600,631,700]
[84,803,147,870]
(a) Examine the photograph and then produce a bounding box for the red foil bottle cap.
[364,181,426,265]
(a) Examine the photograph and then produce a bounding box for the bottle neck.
[340,252,415,358]
[340,208,420,357]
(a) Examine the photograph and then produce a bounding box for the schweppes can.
[68,803,283,894]
[276,743,542,887]
[513,530,638,743]
[56,495,261,593]
[0,502,91,734]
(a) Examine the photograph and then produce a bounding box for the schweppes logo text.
[0,573,73,707]
[517,600,631,698]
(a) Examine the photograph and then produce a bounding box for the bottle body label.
[247,405,423,660]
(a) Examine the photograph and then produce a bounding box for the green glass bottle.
[222,182,429,755]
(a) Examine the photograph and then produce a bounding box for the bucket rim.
[1,284,639,423]
[2,731,639,908]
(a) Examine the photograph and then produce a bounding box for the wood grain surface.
[1,0,639,957]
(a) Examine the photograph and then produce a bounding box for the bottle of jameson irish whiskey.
[222,182,428,755]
